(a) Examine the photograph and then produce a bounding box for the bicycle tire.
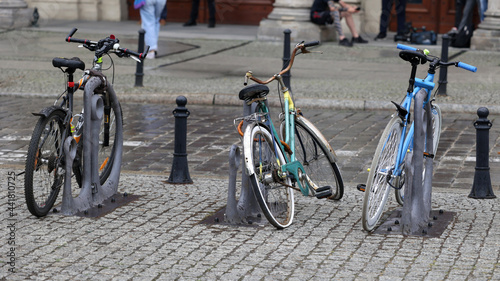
[362,115,403,231]
[282,117,344,200]
[244,123,294,229]
[395,103,442,205]
[25,110,66,217]
[97,97,121,184]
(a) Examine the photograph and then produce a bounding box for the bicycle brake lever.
[130,56,141,63]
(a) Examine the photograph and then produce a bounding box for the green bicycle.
[236,41,344,229]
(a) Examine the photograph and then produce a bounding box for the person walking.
[140,0,167,59]
[183,0,216,28]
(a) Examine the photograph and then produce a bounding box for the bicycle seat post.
[66,70,75,113]
[407,63,418,94]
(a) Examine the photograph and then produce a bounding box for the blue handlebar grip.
[457,61,477,72]
[397,43,417,51]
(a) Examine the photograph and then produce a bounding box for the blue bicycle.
[361,43,477,232]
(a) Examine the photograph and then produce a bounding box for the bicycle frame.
[250,74,314,196]
[390,71,436,184]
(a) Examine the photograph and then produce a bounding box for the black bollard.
[469,107,496,199]
[282,29,292,91]
[437,34,450,96]
[167,96,193,184]
[135,29,145,87]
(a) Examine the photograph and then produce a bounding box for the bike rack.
[225,101,262,225]
[60,78,123,216]
[401,91,434,235]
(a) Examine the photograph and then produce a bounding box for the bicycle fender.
[32,105,66,118]
[295,115,339,163]
[243,123,258,176]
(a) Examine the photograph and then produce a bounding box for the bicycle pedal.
[315,186,332,199]
[357,184,366,192]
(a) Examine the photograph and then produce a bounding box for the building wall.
[25,0,126,21]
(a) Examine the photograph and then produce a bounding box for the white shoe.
[146,50,156,59]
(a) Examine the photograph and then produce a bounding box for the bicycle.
[24,28,149,217]
[235,41,344,229]
[361,43,477,231]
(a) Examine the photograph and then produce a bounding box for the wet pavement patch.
[374,208,456,238]
[199,206,266,228]
[51,193,141,218]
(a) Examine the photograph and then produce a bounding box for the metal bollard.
[135,29,145,87]
[469,107,496,199]
[282,29,292,90]
[167,96,193,184]
[437,34,450,96]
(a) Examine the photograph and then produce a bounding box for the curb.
[3,92,496,114]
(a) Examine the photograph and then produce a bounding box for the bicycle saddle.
[399,50,427,65]
[239,84,269,102]
[52,57,85,73]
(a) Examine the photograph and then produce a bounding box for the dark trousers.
[189,0,216,23]
[379,0,407,35]
[455,0,477,30]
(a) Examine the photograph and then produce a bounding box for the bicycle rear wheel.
[25,110,66,217]
[283,117,344,200]
[395,103,442,205]
[244,123,294,229]
[363,115,403,231]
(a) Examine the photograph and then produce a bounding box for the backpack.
[451,23,473,48]
[410,27,437,45]
[394,22,437,45]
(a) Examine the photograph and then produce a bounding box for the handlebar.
[65,28,149,61]
[397,43,477,72]
[397,43,417,51]
[244,41,320,85]
[457,61,477,72]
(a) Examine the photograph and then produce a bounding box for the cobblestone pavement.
[1,95,499,280]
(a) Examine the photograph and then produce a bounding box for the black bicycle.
[24,28,148,217]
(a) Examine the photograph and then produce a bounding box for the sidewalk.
[2,20,500,113]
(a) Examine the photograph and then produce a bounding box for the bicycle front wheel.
[284,117,344,200]
[75,96,121,185]
[395,103,442,205]
[97,98,121,184]
[244,123,294,229]
[25,110,66,217]
[363,115,403,231]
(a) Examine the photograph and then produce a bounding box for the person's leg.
[379,0,393,35]
[207,0,216,27]
[342,12,358,38]
[331,10,345,40]
[185,0,200,25]
[154,0,166,44]
[455,0,465,28]
[479,0,487,21]
[395,0,406,35]
[458,0,475,31]
[341,11,368,43]
[141,1,158,51]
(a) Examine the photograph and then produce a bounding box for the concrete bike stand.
[401,90,433,235]
[225,100,264,225]
[60,78,125,216]
[376,92,454,237]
